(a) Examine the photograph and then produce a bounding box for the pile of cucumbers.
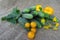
[2,6,59,29]
[1,5,60,39]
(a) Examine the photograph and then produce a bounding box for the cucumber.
[30,6,36,11]
[44,13,50,19]
[18,17,30,31]
[23,8,30,13]
[56,18,59,22]
[36,20,42,29]
[22,14,33,19]
[49,15,54,20]
[18,17,28,24]
[35,17,45,26]
[38,12,45,18]
[33,19,42,29]
[32,11,38,16]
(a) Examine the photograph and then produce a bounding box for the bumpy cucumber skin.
[36,20,42,29]
[22,14,33,19]
[22,8,30,13]
[18,17,28,25]
[38,12,45,18]
[30,6,36,11]
[33,19,42,29]
[32,11,38,16]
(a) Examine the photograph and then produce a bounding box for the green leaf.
[1,7,21,24]
[7,18,17,24]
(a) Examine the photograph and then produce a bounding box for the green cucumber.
[18,17,28,27]
[44,13,50,18]
[38,12,45,18]
[33,19,42,29]
[30,6,36,11]
[36,20,42,29]
[49,15,54,20]
[23,8,30,13]
[18,17,30,31]
[22,14,33,19]
[32,11,38,16]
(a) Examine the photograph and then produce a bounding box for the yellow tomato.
[43,25,50,29]
[36,4,42,11]
[41,18,45,24]
[53,27,58,31]
[55,23,59,27]
[53,17,57,22]
[43,6,54,15]
[27,31,35,39]
[31,21,37,28]
[25,22,30,28]
[31,28,37,33]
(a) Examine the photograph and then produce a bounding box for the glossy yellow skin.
[27,31,35,39]
[31,28,37,33]
[25,22,30,28]
[31,22,37,28]
[43,6,54,15]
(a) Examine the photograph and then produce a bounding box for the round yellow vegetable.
[25,22,30,28]
[43,25,50,29]
[53,27,58,30]
[27,31,35,39]
[41,18,45,24]
[31,21,37,28]
[31,28,37,33]
[55,23,59,27]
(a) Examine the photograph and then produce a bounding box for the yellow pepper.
[36,4,42,11]
[43,6,54,15]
